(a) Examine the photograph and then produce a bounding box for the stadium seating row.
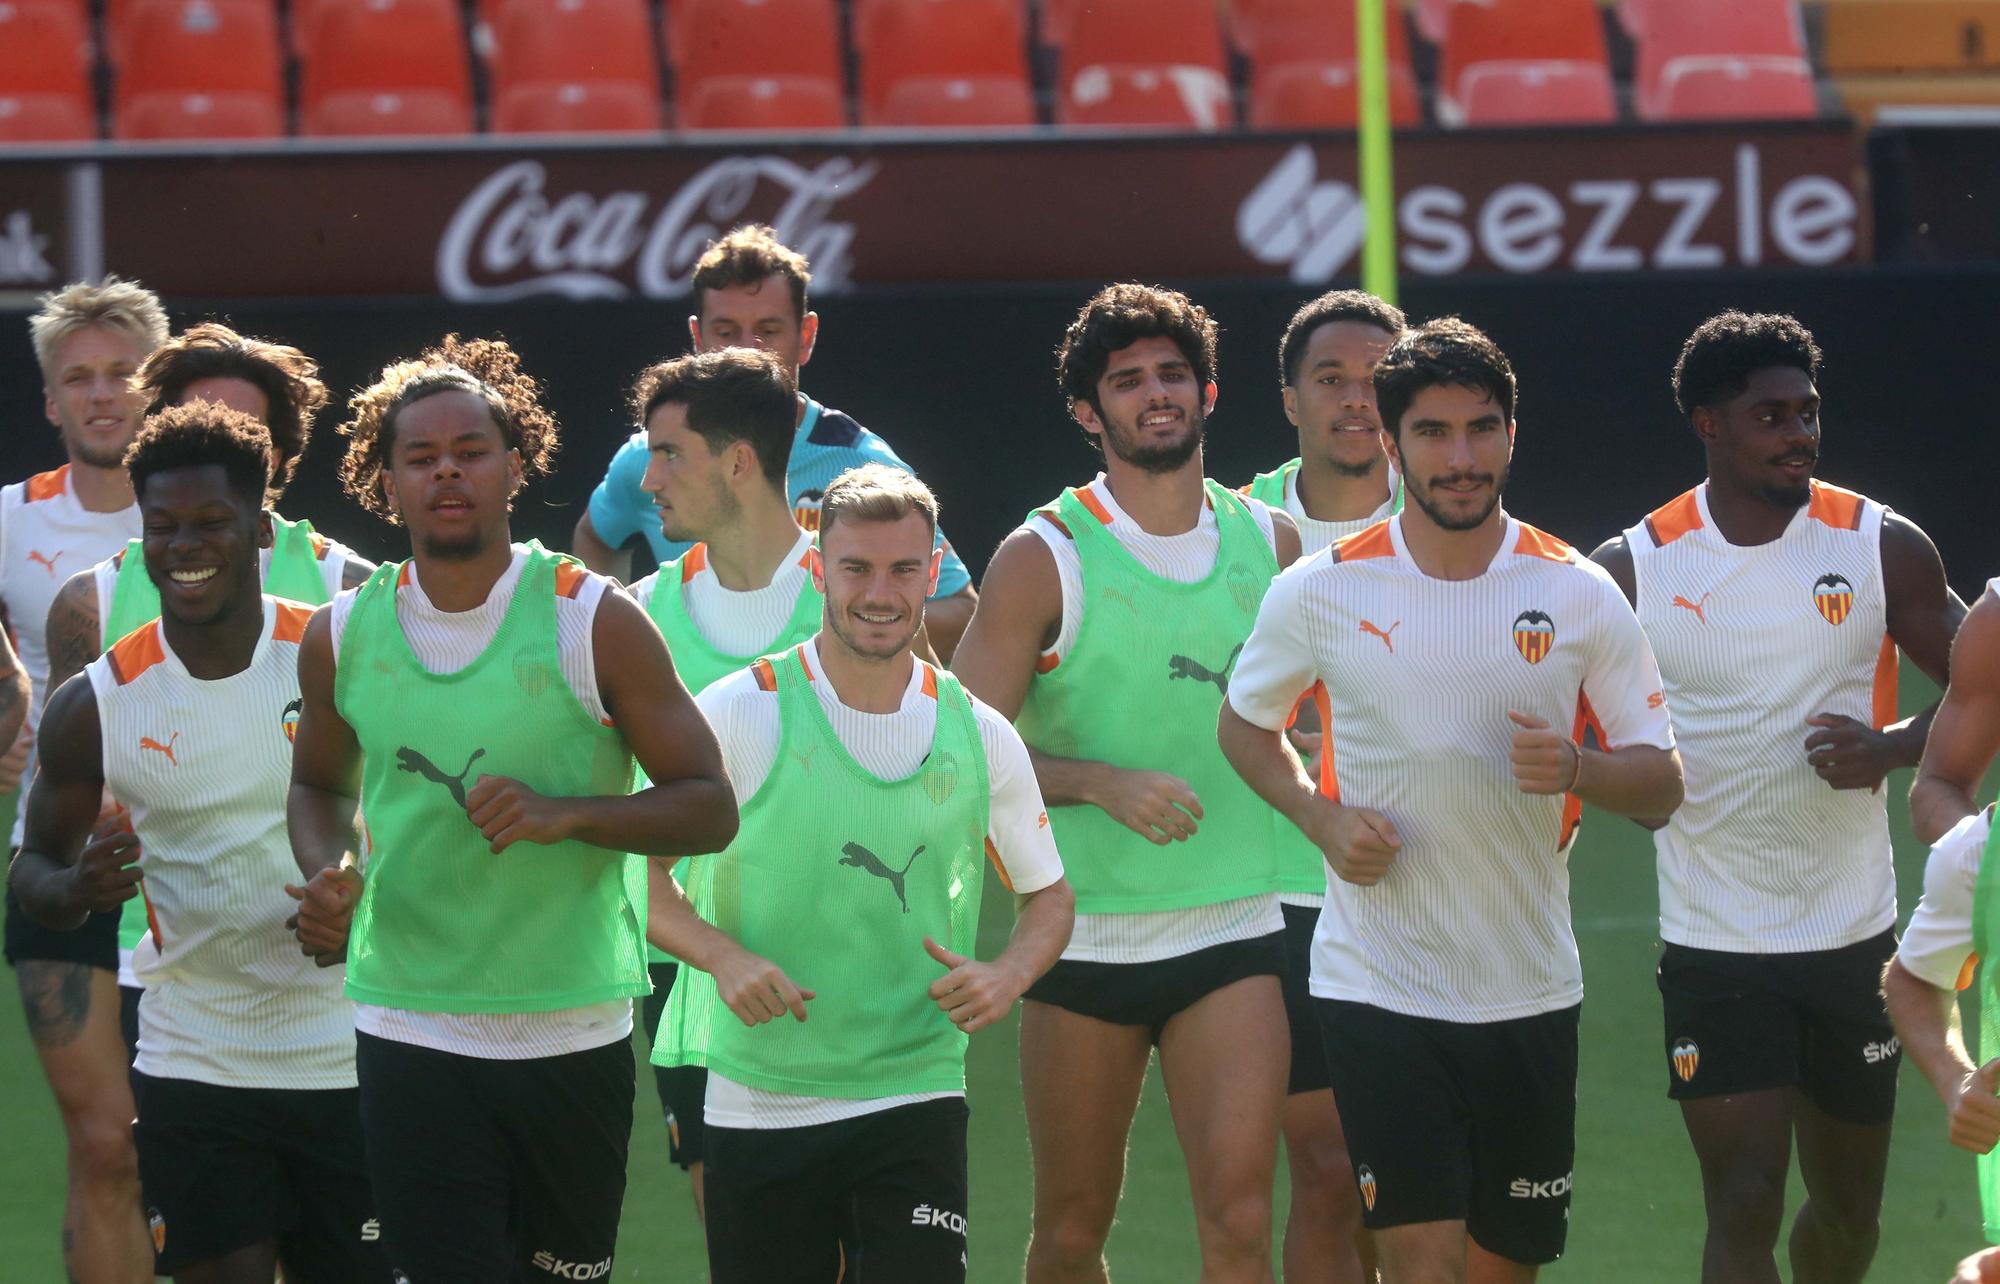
[0,0,1959,144]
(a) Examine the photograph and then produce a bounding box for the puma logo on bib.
[839,842,925,912]
[1168,642,1243,696]
[397,746,487,810]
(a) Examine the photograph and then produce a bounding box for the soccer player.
[0,631,24,762]
[41,321,372,1026]
[1912,581,2000,845]
[1593,312,1963,1284]
[1244,287,1405,1284]
[285,336,738,1280]
[1220,318,1684,1284]
[953,283,1302,1284]
[624,347,825,1219]
[1,276,166,1284]
[648,464,1074,1283]
[567,223,980,657]
[11,403,394,1284]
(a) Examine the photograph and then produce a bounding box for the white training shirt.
[0,465,141,846]
[92,599,356,1089]
[695,637,1063,1129]
[1023,473,1284,963]
[1629,482,1898,953]
[1898,806,1988,995]
[627,529,815,661]
[1229,513,1676,1023]
[330,547,635,1060]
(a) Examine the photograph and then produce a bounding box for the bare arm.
[1885,956,2000,1154]
[924,877,1076,1034]
[8,675,138,929]
[644,857,813,1026]
[922,585,977,665]
[42,566,104,704]
[287,607,363,880]
[1913,590,2000,843]
[1589,534,1638,609]
[1270,507,1303,569]
[571,509,633,583]
[1218,701,1402,886]
[0,627,26,754]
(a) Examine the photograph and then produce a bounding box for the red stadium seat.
[1647,54,1818,120]
[0,92,95,142]
[301,88,473,134]
[1061,0,1225,85]
[1413,0,1452,45]
[1635,0,1803,116]
[1456,60,1616,125]
[1232,0,1413,68]
[112,0,282,110]
[859,0,1027,116]
[669,0,839,72]
[493,79,663,132]
[681,74,845,130]
[1438,0,1607,117]
[300,0,471,117]
[1059,63,1232,130]
[1248,59,1421,128]
[855,0,1023,49]
[0,4,92,96]
[114,89,283,138]
[489,0,655,87]
[865,74,1034,127]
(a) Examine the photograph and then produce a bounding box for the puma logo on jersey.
[839,841,925,912]
[1359,619,1399,653]
[1670,592,1711,624]
[140,732,180,765]
[26,549,62,577]
[1168,642,1243,695]
[397,746,486,810]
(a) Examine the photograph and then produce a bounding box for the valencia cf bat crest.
[1672,1037,1700,1082]
[1356,1165,1378,1212]
[1513,610,1555,665]
[1813,573,1853,625]
[282,697,302,743]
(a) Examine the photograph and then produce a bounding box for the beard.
[1328,454,1382,479]
[823,599,921,663]
[660,478,738,545]
[67,431,131,470]
[1761,482,1812,508]
[416,526,488,562]
[1101,403,1205,475]
[1406,463,1508,531]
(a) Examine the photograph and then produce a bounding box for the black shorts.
[639,960,708,1169]
[1279,903,1329,1095]
[1319,999,1579,1266]
[1023,928,1286,1042]
[3,879,119,971]
[705,1096,969,1284]
[355,1030,634,1282]
[131,1070,392,1280]
[1658,929,1902,1125]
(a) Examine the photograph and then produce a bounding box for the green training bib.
[1974,810,2000,1242]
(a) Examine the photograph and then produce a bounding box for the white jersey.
[1229,514,1675,1023]
[1897,806,1987,995]
[0,464,141,845]
[1628,481,1897,953]
[91,598,355,1089]
[629,530,814,664]
[330,548,634,1060]
[1023,473,1284,963]
[1278,463,1399,555]
[696,637,1063,1128]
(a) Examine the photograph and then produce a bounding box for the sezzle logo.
[1509,1172,1574,1199]
[529,1250,613,1279]
[911,1203,969,1235]
[437,158,876,302]
[1672,1037,1700,1082]
[1356,1165,1378,1211]
[1863,1037,1901,1064]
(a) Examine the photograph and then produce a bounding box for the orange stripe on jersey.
[1036,509,1073,539]
[270,601,314,644]
[796,646,816,682]
[1957,952,1979,992]
[796,545,814,569]
[920,664,938,700]
[395,562,414,588]
[1642,489,1703,548]
[1312,682,1339,802]
[1074,488,1114,526]
[1332,521,1394,562]
[1807,480,1864,532]
[1559,695,1604,850]
[307,531,331,558]
[24,465,68,503]
[141,876,163,951]
[681,543,709,582]
[1870,635,1899,729]
[108,623,166,685]
[553,560,587,600]
[1035,651,1060,674]
[751,658,778,692]
[1513,524,1577,565]
[984,836,1015,892]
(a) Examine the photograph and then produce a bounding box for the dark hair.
[337,335,559,523]
[1278,290,1407,388]
[1671,311,1822,418]
[126,401,274,510]
[691,224,811,321]
[1056,283,1219,412]
[137,322,329,502]
[1373,317,1518,440]
[631,348,797,490]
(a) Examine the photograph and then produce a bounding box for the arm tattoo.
[42,579,103,706]
[16,960,96,1049]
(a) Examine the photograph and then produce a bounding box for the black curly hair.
[126,401,275,510]
[1056,283,1219,417]
[1671,311,1822,420]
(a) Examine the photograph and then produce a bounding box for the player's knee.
[68,1114,138,1186]
[1027,1216,1112,1269]
[1706,1164,1785,1236]
[1803,1196,1881,1250]
[1194,1187,1273,1258]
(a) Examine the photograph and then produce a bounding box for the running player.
[1221,318,1683,1284]
[1593,312,1963,1284]
[1244,287,1405,1284]
[649,464,1074,1283]
[624,346,823,1219]
[41,321,372,1041]
[953,283,1302,1284]
[285,336,738,1280]
[11,403,394,1284]
[1,276,166,1284]
[567,223,980,657]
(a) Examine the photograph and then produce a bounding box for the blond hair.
[29,276,169,380]
[818,464,938,541]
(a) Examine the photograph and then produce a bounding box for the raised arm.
[8,675,137,930]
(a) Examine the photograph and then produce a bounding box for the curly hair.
[137,322,329,502]
[1373,317,1517,441]
[126,401,275,511]
[1278,289,1406,388]
[1056,283,1220,413]
[337,335,559,523]
[1671,311,1822,419]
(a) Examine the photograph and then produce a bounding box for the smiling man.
[1592,312,1964,1284]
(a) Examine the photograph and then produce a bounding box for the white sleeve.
[1580,573,1675,750]
[975,702,1063,895]
[1898,810,1987,992]
[328,587,359,664]
[1242,494,1280,558]
[629,571,659,611]
[694,670,781,805]
[1226,560,1320,732]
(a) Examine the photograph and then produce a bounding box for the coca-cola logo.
[436,155,878,302]
[0,210,55,287]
